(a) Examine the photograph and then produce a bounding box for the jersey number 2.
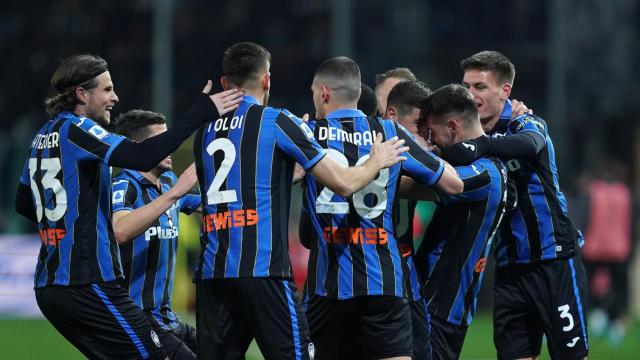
[206,138,238,205]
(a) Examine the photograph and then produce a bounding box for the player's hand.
[293,163,306,183]
[439,135,492,166]
[510,99,533,118]
[370,134,409,169]
[173,163,198,197]
[202,80,244,115]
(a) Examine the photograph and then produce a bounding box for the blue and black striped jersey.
[19,111,126,288]
[491,101,582,266]
[416,157,507,326]
[112,169,200,330]
[394,199,423,302]
[193,95,326,280]
[304,109,444,300]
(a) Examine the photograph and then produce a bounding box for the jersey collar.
[326,108,366,119]
[123,169,158,188]
[492,99,513,132]
[242,95,260,105]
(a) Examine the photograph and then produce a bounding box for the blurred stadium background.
[1,1,640,358]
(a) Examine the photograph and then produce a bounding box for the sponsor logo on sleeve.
[88,125,108,139]
[112,190,125,204]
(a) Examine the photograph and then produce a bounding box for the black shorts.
[196,278,312,360]
[144,313,196,359]
[410,299,432,360]
[306,295,412,360]
[493,256,589,360]
[35,281,167,360]
[428,315,467,360]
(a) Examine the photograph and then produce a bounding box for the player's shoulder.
[160,171,178,185]
[508,114,547,134]
[112,170,134,185]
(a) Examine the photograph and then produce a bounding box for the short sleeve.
[179,190,202,215]
[396,124,444,186]
[67,117,126,163]
[19,155,31,186]
[437,163,492,205]
[274,111,326,170]
[112,178,137,213]
[508,115,547,138]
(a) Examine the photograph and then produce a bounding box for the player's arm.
[440,117,546,166]
[109,82,243,171]
[15,158,37,223]
[309,134,408,197]
[274,112,407,197]
[397,176,438,201]
[15,182,37,223]
[112,164,197,244]
[397,125,463,195]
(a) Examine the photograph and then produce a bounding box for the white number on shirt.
[206,138,238,205]
[315,149,389,219]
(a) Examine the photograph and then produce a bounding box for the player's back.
[194,95,326,281]
[417,156,507,326]
[490,115,580,266]
[305,109,444,300]
[20,111,126,288]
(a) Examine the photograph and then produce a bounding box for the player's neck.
[242,89,265,105]
[458,124,485,142]
[324,102,358,117]
[141,168,162,188]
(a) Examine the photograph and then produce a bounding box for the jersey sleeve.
[508,115,547,138]
[19,154,30,186]
[112,178,137,213]
[396,124,444,186]
[437,163,492,205]
[179,190,202,215]
[67,117,126,163]
[274,110,326,170]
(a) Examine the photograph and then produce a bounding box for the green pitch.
[1,314,638,359]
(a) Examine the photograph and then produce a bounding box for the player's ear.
[384,107,396,120]
[75,87,87,104]
[220,76,229,90]
[261,72,270,92]
[501,82,512,101]
[321,85,331,104]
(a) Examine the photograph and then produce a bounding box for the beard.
[86,108,109,126]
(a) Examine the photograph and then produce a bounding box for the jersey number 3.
[28,158,67,222]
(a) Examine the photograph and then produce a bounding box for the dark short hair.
[387,80,431,117]
[374,67,416,87]
[115,110,166,142]
[222,42,271,89]
[460,51,515,85]
[357,83,378,116]
[314,56,361,103]
[419,84,478,126]
[44,54,109,117]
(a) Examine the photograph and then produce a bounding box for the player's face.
[396,106,421,136]
[83,71,118,126]
[462,69,504,124]
[375,77,403,115]
[145,123,172,171]
[425,115,454,149]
